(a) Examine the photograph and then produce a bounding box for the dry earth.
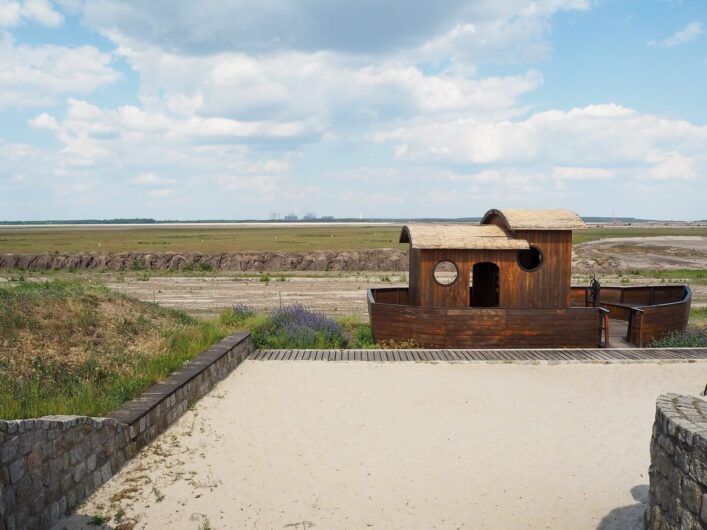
[56,360,707,530]
[574,236,707,272]
[104,274,407,319]
[100,273,706,320]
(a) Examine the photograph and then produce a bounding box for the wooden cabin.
[403,209,585,310]
[367,208,691,349]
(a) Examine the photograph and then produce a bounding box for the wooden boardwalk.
[252,348,707,362]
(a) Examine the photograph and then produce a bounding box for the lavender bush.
[254,304,348,349]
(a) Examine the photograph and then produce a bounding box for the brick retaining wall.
[0,333,253,530]
[646,393,707,530]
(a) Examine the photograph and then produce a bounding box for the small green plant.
[198,263,213,272]
[259,272,271,283]
[89,514,108,525]
[276,274,287,282]
[649,329,707,348]
[381,275,391,283]
[152,486,165,502]
[130,257,147,271]
[137,272,150,281]
[351,324,376,348]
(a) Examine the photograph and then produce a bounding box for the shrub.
[253,304,347,349]
[351,324,376,348]
[231,303,256,319]
[130,257,147,271]
[649,329,707,348]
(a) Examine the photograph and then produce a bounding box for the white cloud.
[0,2,21,26]
[0,0,63,27]
[0,34,119,108]
[375,104,707,168]
[28,112,59,130]
[131,172,175,185]
[22,0,63,26]
[648,21,704,47]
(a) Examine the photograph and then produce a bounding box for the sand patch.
[57,360,707,530]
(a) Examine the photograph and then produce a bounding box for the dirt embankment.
[0,249,409,272]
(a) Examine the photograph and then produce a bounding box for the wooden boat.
[367,208,691,349]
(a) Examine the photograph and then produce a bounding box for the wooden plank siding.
[368,292,603,348]
[369,285,691,349]
[409,231,572,309]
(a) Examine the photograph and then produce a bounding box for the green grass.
[2,224,705,254]
[0,225,405,253]
[0,279,241,419]
[572,226,707,245]
[622,269,707,284]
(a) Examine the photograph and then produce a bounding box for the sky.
[0,0,706,221]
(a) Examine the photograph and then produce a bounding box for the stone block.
[679,508,701,530]
[8,459,24,484]
[1,436,19,464]
[86,453,97,472]
[72,461,86,483]
[682,478,702,513]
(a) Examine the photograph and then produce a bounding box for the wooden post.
[604,311,610,349]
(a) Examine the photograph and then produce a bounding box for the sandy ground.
[57,360,707,530]
[575,236,707,270]
[104,274,405,319]
[101,273,706,320]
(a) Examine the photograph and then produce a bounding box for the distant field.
[0,225,404,253]
[0,224,705,254]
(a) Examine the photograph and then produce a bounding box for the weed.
[259,272,271,283]
[130,257,147,271]
[152,486,165,502]
[89,514,108,525]
[381,275,391,283]
[649,329,707,348]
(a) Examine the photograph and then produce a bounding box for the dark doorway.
[471,262,500,307]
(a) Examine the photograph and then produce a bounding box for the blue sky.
[0,0,705,221]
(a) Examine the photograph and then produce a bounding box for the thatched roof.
[481,209,586,231]
[400,224,529,250]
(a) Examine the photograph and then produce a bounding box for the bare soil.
[574,236,707,272]
[101,272,706,320]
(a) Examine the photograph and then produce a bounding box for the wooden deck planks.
[253,348,707,362]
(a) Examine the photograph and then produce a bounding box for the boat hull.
[368,285,691,349]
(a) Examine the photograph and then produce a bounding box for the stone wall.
[645,393,707,530]
[0,332,253,530]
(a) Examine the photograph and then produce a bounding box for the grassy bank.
[0,279,240,419]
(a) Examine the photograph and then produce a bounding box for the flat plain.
[1,223,706,253]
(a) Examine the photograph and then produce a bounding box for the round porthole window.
[433,260,458,286]
[517,246,543,272]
